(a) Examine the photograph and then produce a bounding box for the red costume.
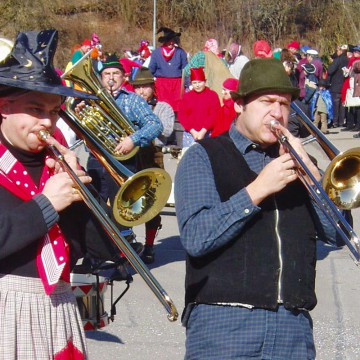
[211,97,237,137]
[178,87,221,133]
[341,56,357,105]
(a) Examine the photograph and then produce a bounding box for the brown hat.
[231,58,299,101]
[130,67,154,86]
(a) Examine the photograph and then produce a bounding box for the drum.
[71,273,109,331]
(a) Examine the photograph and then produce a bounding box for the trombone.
[291,102,360,210]
[270,103,360,265]
[38,130,178,322]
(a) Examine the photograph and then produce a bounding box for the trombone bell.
[113,169,172,227]
[322,147,360,210]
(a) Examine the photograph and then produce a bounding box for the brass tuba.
[61,56,172,227]
[62,56,138,161]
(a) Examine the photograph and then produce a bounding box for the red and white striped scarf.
[0,142,70,295]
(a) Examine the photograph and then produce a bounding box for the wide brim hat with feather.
[0,30,96,99]
[157,27,181,44]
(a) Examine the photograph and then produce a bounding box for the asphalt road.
[75,127,360,360]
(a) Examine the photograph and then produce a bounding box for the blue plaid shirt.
[115,90,163,147]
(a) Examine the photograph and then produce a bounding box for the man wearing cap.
[131,67,175,168]
[83,54,164,259]
[175,58,335,359]
[0,30,122,359]
[86,54,163,202]
[328,45,349,128]
[130,67,175,263]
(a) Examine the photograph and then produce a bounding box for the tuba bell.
[60,56,172,227]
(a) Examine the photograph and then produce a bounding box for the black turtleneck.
[0,128,120,278]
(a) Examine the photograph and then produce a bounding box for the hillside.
[0,0,360,69]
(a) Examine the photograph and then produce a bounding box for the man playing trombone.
[0,30,124,359]
[175,58,337,359]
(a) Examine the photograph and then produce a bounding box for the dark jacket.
[328,53,349,94]
[185,136,318,311]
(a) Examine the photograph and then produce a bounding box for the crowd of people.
[63,30,360,150]
[0,26,358,359]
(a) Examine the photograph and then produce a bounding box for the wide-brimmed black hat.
[0,30,96,99]
[157,27,181,44]
[231,58,299,101]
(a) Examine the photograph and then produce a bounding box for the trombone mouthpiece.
[38,129,50,141]
[270,120,280,131]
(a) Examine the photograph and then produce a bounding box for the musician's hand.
[44,136,80,174]
[74,101,86,114]
[276,124,321,184]
[246,153,298,205]
[115,136,135,155]
[42,171,92,212]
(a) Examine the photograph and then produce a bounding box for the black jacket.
[328,53,349,93]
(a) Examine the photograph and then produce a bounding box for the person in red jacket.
[211,78,239,137]
[178,67,221,148]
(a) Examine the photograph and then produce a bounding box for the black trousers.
[331,92,345,126]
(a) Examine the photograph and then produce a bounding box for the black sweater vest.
[185,135,318,310]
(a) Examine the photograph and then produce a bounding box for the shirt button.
[244,208,250,214]
[59,256,64,261]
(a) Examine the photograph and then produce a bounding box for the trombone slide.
[39,130,178,321]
